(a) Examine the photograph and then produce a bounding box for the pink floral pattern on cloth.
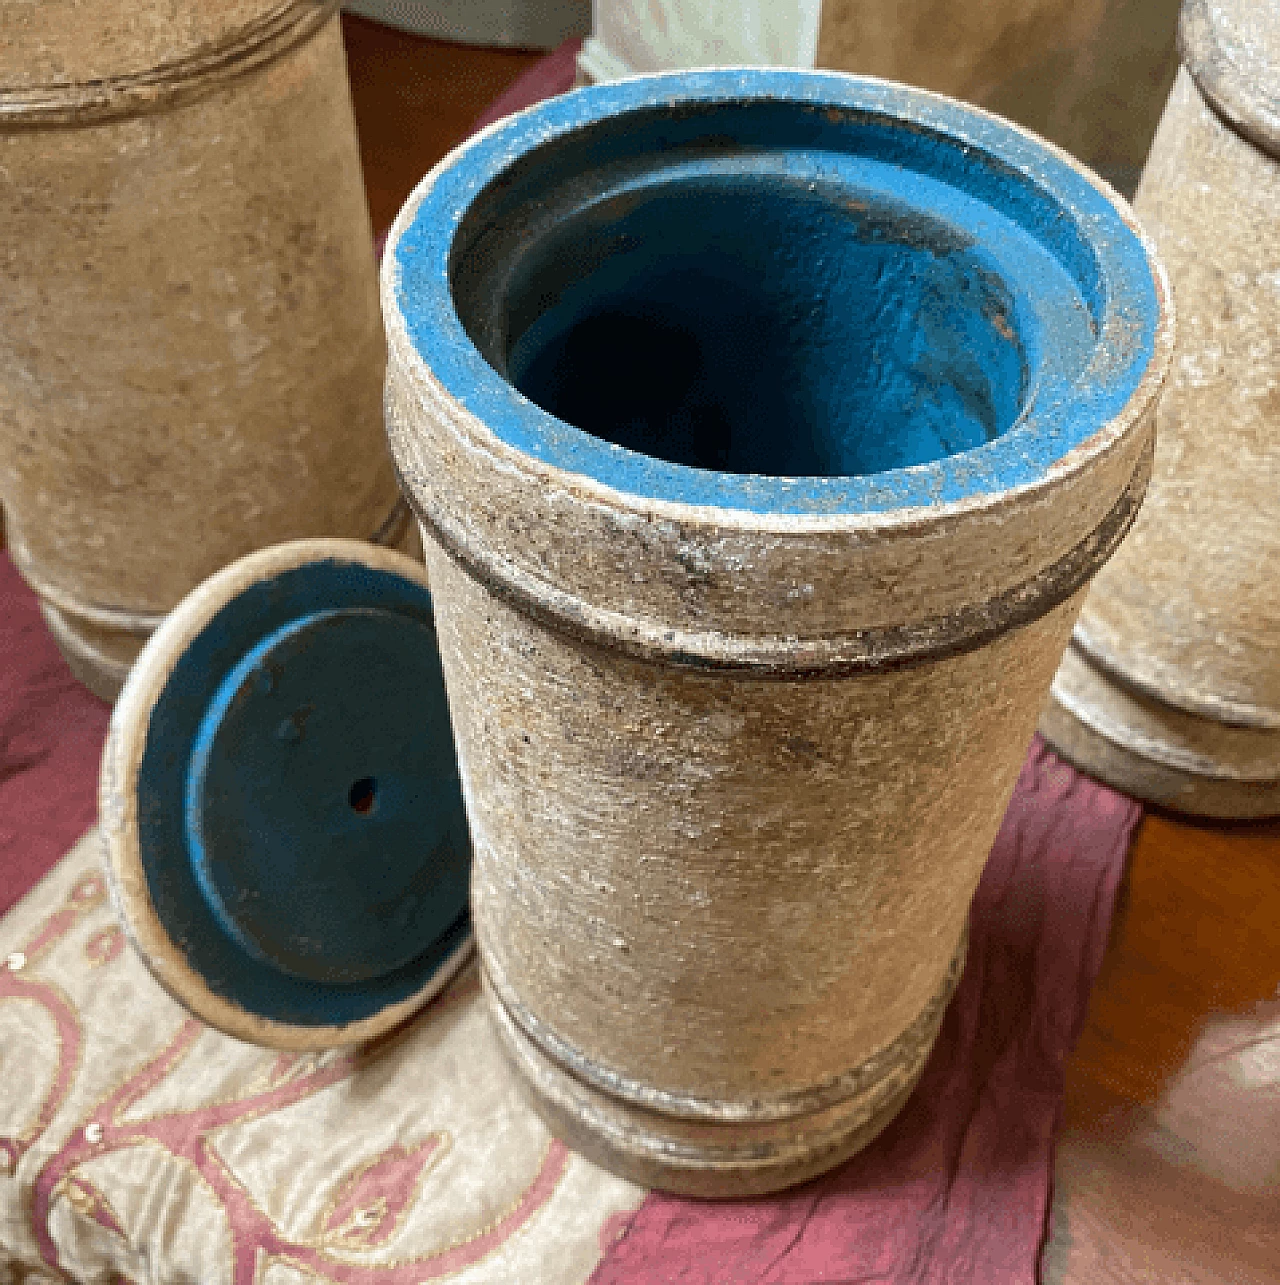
[0,837,644,1283]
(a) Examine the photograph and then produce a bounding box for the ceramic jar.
[0,1,408,701]
[1041,0,1280,818]
[383,70,1171,1195]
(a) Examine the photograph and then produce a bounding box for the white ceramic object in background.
[578,0,821,82]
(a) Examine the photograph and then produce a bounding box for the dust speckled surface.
[0,3,405,699]
[1046,0,1280,818]
[383,71,1171,1194]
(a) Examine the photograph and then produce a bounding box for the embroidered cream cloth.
[0,832,644,1284]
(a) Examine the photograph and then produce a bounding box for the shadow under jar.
[383,70,1172,1196]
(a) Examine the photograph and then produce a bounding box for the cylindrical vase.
[383,70,1172,1195]
[1041,0,1280,818]
[0,1,409,701]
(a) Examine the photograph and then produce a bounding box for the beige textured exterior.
[2,1,284,91]
[433,536,1075,1193]
[816,0,1180,190]
[0,2,405,700]
[1044,644,1280,818]
[1043,1,1280,817]
[381,111,1172,1190]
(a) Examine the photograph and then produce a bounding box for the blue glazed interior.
[504,180,1028,476]
[136,561,470,1028]
[395,71,1159,514]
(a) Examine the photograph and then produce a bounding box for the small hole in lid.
[348,777,377,816]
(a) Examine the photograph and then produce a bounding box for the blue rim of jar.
[388,68,1164,519]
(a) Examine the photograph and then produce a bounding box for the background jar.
[0,0,410,699]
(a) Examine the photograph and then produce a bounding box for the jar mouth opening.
[460,165,1033,480]
[392,71,1163,517]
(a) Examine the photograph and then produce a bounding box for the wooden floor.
[341,20,1280,1281]
[1044,809,1280,1283]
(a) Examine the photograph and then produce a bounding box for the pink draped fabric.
[471,38,584,134]
[0,552,110,918]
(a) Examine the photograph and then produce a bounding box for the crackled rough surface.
[1075,69,1280,725]
[0,6,401,698]
[0,0,282,91]
[427,536,1080,1193]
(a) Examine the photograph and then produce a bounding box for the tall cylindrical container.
[0,1,408,700]
[384,71,1171,1195]
[1041,0,1280,818]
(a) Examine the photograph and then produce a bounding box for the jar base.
[40,602,137,703]
[480,943,963,1198]
[1041,642,1280,820]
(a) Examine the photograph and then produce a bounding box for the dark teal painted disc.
[187,608,469,984]
[134,554,471,1030]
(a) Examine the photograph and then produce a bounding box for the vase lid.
[101,539,472,1050]
[1181,0,1280,156]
